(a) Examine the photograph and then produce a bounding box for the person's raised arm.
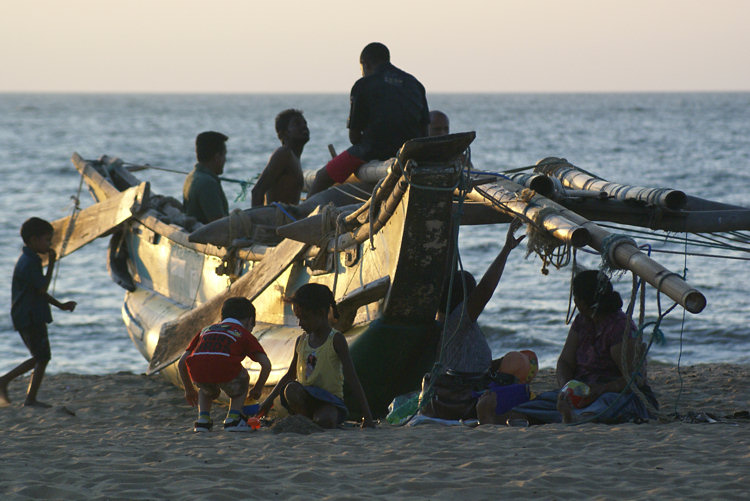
[42,248,56,290]
[465,219,524,322]
[39,248,76,311]
[332,331,374,428]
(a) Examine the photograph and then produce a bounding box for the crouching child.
[178,297,271,432]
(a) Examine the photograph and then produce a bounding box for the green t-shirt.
[182,163,228,224]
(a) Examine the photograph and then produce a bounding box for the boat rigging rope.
[121,161,253,202]
[52,169,86,294]
[595,222,750,260]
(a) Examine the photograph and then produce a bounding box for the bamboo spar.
[535,157,687,210]
[469,178,706,314]
[467,183,591,248]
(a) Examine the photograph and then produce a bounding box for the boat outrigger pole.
[468,177,706,314]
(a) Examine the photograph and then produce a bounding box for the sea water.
[1,93,749,375]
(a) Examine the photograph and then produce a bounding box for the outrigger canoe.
[51,132,750,417]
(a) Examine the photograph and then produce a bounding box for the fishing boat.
[50,132,750,417]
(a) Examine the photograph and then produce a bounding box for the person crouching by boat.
[258,284,375,429]
[251,109,309,207]
[178,297,271,432]
[0,217,77,408]
[491,270,659,425]
[308,42,430,195]
[182,131,230,224]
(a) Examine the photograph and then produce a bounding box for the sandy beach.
[1,363,748,500]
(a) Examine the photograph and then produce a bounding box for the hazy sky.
[2,0,749,93]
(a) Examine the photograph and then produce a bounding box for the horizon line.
[2,89,749,96]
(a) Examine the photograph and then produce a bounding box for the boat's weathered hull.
[73,136,467,416]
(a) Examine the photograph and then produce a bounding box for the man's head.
[360,42,390,76]
[21,217,54,252]
[195,131,228,174]
[275,109,309,145]
[428,110,450,136]
[221,297,256,328]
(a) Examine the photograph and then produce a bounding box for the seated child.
[178,297,271,432]
[258,283,374,428]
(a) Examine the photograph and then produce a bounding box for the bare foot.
[0,381,10,407]
[23,400,52,408]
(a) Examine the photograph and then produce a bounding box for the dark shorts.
[281,384,348,424]
[325,150,366,183]
[19,324,51,362]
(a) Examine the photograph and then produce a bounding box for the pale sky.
[2,0,749,93]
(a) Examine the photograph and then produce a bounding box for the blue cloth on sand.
[512,388,656,424]
[281,384,348,424]
[487,382,531,415]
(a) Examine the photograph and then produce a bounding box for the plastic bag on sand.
[386,391,420,425]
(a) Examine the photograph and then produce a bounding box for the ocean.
[1,92,749,376]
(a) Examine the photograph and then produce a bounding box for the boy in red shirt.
[178,297,271,432]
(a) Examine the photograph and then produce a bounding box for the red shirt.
[185,320,266,384]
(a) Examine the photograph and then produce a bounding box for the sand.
[1,364,748,500]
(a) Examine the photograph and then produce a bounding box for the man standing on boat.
[183,131,230,224]
[308,42,429,195]
[251,109,309,207]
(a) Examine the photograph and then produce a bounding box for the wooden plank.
[146,237,309,374]
[334,276,391,332]
[46,182,149,266]
[71,152,120,201]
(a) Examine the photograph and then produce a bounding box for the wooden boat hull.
[69,134,472,417]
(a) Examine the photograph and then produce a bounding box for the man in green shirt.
[183,131,230,224]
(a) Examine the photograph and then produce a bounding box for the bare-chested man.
[251,109,310,207]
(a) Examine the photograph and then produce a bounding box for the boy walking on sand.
[178,297,271,432]
[0,217,77,408]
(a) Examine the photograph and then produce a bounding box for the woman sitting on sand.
[479,269,658,425]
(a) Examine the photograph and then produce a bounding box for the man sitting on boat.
[308,42,430,195]
[251,109,309,207]
[183,131,230,224]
